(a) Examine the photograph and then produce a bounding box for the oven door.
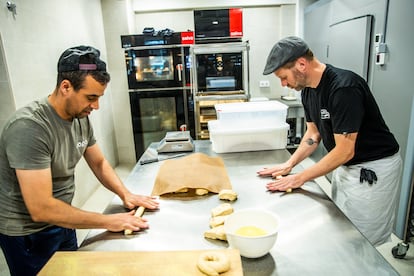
[129,89,194,159]
[190,42,249,96]
[125,46,190,90]
[194,51,243,93]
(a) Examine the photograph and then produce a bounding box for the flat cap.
[58,45,107,73]
[263,36,309,75]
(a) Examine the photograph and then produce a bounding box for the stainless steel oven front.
[190,42,249,96]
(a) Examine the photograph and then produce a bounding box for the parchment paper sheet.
[152,153,232,196]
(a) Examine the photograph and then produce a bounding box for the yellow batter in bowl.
[235,226,267,237]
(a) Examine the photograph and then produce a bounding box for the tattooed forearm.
[306,138,316,145]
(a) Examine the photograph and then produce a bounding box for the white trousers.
[332,152,402,247]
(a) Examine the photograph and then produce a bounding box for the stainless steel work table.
[80,141,397,275]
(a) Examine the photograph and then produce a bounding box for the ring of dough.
[197,251,230,276]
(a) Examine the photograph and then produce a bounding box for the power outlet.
[259,80,270,87]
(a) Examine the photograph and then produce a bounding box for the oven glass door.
[129,90,188,159]
[195,52,243,92]
[125,47,190,90]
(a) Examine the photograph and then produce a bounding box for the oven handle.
[176,64,183,82]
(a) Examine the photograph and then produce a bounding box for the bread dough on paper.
[196,188,209,195]
[152,153,232,196]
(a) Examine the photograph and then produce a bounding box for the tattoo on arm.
[306,138,315,146]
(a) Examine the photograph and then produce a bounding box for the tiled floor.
[1,161,413,275]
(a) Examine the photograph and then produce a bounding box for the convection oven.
[190,42,250,139]
[121,32,195,160]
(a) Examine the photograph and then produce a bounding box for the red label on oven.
[229,8,243,37]
[181,31,194,44]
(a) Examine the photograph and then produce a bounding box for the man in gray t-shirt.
[0,46,159,276]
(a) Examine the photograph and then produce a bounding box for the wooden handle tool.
[124,206,146,235]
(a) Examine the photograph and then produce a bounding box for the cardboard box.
[208,120,288,153]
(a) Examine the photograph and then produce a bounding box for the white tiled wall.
[0,35,15,132]
[0,0,120,209]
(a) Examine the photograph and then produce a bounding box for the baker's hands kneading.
[257,162,293,178]
[266,174,304,192]
[122,193,159,211]
[121,193,159,235]
[106,210,149,232]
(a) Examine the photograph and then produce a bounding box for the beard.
[75,108,92,119]
[65,100,91,120]
[291,68,307,91]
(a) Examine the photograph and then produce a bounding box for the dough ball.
[209,215,229,228]
[211,203,233,217]
[174,188,188,193]
[196,188,209,196]
[204,225,227,241]
[218,189,238,201]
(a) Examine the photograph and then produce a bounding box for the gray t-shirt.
[0,97,96,236]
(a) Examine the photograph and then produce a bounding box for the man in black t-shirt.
[257,36,401,246]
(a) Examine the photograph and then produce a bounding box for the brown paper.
[151,153,232,196]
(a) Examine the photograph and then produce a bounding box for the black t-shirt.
[302,64,399,165]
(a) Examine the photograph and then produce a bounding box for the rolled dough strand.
[124,206,146,235]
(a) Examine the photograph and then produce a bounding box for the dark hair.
[56,70,110,91]
[282,49,315,69]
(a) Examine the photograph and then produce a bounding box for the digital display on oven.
[206,77,236,90]
[196,52,243,92]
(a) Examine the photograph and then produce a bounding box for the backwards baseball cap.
[263,36,309,75]
[57,45,107,73]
